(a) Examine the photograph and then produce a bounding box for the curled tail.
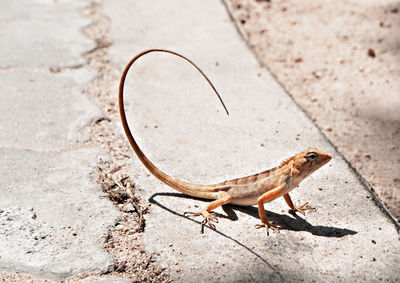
[118,49,229,199]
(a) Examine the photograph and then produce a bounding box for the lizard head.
[293,147,332,179]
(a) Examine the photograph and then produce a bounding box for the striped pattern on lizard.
[118,49,332,235]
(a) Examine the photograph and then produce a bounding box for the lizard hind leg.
[184,191,232,233]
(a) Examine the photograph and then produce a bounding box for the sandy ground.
[225,0,400,220]
[69,1,170,281]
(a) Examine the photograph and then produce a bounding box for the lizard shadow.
[148,192,283,279]
[233,205,357,237]
[149,192,357,238]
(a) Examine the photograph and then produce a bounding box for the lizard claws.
[292,202,316,215]
[184,211,218,233]
[255,221,280,236]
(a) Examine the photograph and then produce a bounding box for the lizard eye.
[306,152,318,161]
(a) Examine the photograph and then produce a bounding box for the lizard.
[118,49,332,235]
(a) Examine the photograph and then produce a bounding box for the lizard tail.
[118,49,229,199]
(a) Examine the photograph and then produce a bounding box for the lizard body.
[119,49,332,234]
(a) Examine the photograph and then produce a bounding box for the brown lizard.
[119,49,332,235]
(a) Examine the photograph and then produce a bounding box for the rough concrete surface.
[0,0,94,68]
[0,148,118,280]
[0,69,100,151]
[0,0,121,281]
[105,0,400,281]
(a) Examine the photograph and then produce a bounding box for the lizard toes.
[200,217,216,233]
[255,222,280,236]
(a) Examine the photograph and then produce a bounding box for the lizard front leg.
[284,193,316,215]
[256,186,285,236]
[184,191,232,233]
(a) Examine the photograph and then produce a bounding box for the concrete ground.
[224,0,400,220]
[0,0,399,282]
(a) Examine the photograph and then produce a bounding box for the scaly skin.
[119,49,332,235]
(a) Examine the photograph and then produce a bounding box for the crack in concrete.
[0,64,84,74]
[60,0,171,281]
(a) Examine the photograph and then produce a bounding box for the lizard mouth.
[320,152,332,165]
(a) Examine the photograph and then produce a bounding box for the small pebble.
[367,48,376,58]
[115,224,124,231]
[122,203,137,213]
[312,71,322,78]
